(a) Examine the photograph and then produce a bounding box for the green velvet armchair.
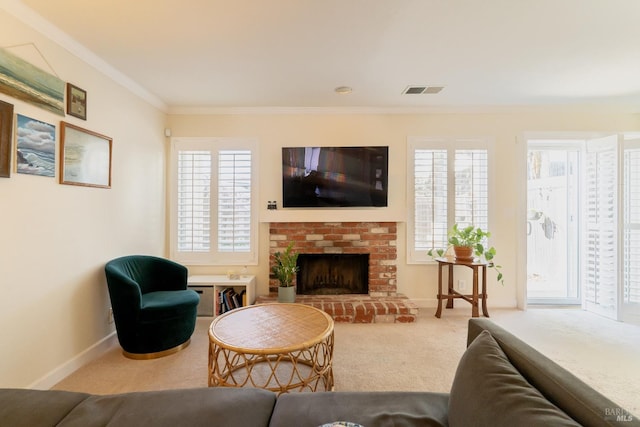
[104,255,200,359]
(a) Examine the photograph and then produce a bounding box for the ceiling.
[13,0,640,112]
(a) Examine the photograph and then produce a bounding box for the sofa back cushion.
[61,388,275,427]
[467,318,638,427]
[0,389,90,427]
[449,330,580,427]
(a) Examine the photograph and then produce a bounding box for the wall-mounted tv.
[282,146,388,208]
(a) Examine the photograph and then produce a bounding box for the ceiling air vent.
[403,86,444,95]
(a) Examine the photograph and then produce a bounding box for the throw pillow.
[448,330,580,427]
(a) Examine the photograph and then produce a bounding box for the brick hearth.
[267,222,417,323]
[256,295,417,323]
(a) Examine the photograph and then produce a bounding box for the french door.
[526,134,640,324]
[526,142,580,304]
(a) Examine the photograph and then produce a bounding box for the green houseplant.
[428,224,504,285]
[272,242,299,302]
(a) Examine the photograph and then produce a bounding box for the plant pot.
[453,246,474,262]
[278,286,296,303]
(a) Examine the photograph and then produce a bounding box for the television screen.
[282,146,388,208]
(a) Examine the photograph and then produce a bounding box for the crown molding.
[1,0,167,112]
[168,104,640,116]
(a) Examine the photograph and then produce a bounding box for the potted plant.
[428,224,504,285]
[272,242,299,303]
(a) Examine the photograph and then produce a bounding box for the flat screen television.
[282,146,388,208]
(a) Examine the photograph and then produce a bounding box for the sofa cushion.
[58,387,276,427]
[0,388,90,427]
[449,330,580,427]
[269,391,449,427]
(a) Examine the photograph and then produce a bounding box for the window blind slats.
[413,145,489,256]
[174,145,254,261]
[414,149,448,250]
[218,150,252,253]
[583,142,617,311]
[177,151,211,252]
[624,148,640,303]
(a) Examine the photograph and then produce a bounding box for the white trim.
[167,104,640,116]
[28,331,117,390]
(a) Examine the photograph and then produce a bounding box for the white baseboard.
[411,298,518,310]
[411,298,438,308]
[29,331,118,390]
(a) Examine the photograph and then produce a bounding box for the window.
[170,138,258,265]
[408,138,492,263]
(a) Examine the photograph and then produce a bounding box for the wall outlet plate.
[458,280,466,290]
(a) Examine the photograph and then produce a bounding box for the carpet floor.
[52,307,640,415]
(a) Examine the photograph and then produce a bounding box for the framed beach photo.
[0,99,13,177]
[66,83,87,120]
[60,122,111,188]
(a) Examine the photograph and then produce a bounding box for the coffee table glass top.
[209,303,334,354]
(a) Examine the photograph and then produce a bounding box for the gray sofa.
[1,318,636,427]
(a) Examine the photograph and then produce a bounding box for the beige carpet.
[52,307,640,414]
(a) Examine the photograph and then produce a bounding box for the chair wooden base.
[122,339,191,360]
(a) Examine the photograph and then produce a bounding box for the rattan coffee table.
[208,303,334,395]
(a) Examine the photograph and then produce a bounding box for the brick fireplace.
[258,222,417,323]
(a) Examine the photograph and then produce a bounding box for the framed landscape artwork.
[66,83,86,120]
[16,114,56,177]
[0,99,13,177]
[0,47,65,116]
[60,122,112,188]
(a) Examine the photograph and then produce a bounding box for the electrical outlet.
[108,307,114,324]
[458,280,466,290]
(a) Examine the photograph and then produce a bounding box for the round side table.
[208,303,334,395]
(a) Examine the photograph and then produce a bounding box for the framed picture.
[60,122,112,188]
[16,114,56,177]
[66,83,87,120]
[0,48,65,116]
[0,99,14,178]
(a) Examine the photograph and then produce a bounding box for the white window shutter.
[454,150,489,231]
[217,150,252,253]
[583,136,618,319]
[171,138,257,265]
[408,138,491,263]
[177,151,211,253]
[623,144,640,320]
[414,149,448,251]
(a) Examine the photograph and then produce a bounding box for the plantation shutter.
[217,150,252,253]
[177,150,211,253]
[583,136,618,319]
[454,150,489,231]
[413,149,448,252]
[171,138,257,265]
[623,142,640,322]
[409,140,491,263]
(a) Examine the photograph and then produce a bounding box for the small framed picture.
[0,99,14,178]
[60,122,112,188]
[66,83,87,120]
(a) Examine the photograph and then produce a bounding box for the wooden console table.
[435,256,490,318]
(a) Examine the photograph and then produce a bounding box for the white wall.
[168,111,640,309]
[0,10,166,387]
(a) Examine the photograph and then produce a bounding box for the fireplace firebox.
[296,254,369,295]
